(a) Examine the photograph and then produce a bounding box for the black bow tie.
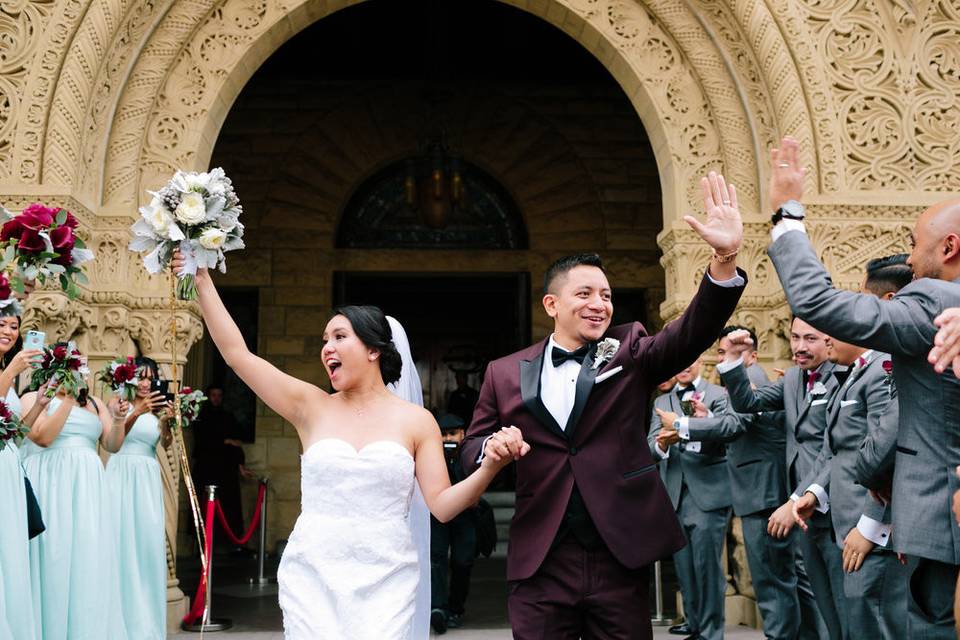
[676,386,693,401]
[552,344,591,368]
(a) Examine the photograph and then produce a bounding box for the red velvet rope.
[182,496,216,626]
[213,482,267,546]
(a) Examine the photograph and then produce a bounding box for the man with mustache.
[719,317,848,639]
[766,135,960,638]
[647,358,730,640]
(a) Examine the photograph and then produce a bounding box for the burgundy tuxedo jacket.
[461,270,747,581]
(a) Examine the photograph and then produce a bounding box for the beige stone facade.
[1,0,954,630]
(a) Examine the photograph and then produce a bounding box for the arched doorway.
[186,0,666,628]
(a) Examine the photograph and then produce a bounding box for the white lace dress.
[278,439,419,640]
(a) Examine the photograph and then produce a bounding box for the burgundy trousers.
[507,538,652,640]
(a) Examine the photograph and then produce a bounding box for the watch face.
[782,200,804,218]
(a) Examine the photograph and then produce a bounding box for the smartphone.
[23,330,45,352]
[150,379,170,396]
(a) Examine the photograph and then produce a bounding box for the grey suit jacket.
[797,354,898,547]
[721,360,841,529]
[685,364,788,517]
[769,229,960,563]
[648,379,732,512]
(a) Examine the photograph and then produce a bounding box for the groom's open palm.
[684,171,743,255]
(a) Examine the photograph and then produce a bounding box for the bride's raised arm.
[179,255,325,428]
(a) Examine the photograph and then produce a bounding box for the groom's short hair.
[544,253,605,295]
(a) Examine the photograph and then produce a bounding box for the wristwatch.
[770,199,805,225]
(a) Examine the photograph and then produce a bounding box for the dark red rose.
[17,229,45,253]
[0,275,12,301]
[41,353,52,368]
[61,210,79,229]
[0,217,24,242]
[68,358,81,370]
[52,345,67,360]
[181,387,192,394]
[18,205,56,231]
[882,360,893,375]
[54,248,72,267]
[50,224,74,253]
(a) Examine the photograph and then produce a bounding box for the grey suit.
[769,228,960,639]
[685,364,801,640]
[649,379,730,640]
[722,361,848,640]
[798,354,909,638]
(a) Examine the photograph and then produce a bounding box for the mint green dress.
[0,389,37,640]
[106,411,165,640]
[25,398,127,640]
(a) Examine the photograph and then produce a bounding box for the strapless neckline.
[303,437,413,461]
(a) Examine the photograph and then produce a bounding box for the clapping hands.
[481,426,531,470]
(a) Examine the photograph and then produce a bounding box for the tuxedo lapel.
[564,348,599,439]
[519,352,566,440]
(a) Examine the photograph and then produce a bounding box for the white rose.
[145,198,174,233]
[198,227,227,250]
[175,192,207,225]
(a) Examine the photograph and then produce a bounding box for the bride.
[175,253,529,639]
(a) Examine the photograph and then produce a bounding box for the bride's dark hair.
[332,305,403,386]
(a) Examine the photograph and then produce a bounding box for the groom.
[462,172,748,639]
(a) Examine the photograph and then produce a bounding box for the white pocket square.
[840,399,859,408]
[594,366,624,384]
[811,399,828,406]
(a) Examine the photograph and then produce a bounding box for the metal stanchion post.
[250,477,276,587]
[650,560,676,626]
[182,486,233,632]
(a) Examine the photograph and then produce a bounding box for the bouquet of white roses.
[176,386,207,429]
[129,168,244,300]
[0,399,27,452]
[30,341,89,399]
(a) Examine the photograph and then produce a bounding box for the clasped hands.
[481,426,531,470]
[654,398,708,449]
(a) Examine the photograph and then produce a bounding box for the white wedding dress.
[278,438,420,639]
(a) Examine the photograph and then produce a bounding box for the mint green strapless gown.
[106,411,165,640]
[25,398,127,640]
[0,389,37,640]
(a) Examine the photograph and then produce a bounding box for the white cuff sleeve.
[655,442,670,459]
[716,357,744,374]
[678,417,690,441]
[807,484,830,513]
[856,514,892,548]
[475,435,494,464]
[790,493,800,502]
[771,218,807,243]
[706,271,745,288]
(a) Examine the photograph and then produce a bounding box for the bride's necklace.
[342,390,389,418]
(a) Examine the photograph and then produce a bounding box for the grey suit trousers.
[797,526,848,640]
[741,513,799,640]
[841,550,908,639]
[674,487,729,640]
[794,550,828,640]
[908,559,959,640]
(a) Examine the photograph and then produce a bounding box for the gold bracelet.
[712,247,740,264]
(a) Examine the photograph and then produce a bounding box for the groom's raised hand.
[684,171,743,281]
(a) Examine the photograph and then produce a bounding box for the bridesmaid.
[106,356,169,640]
[22,345,129,640]
[0,313,44,640]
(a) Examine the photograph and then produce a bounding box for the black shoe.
[430,609,447,634]
[446,612,462,629]
[669,623,695,635]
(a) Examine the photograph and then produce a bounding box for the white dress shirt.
[541,334,583,430]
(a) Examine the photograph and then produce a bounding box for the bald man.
[763,136,960,640]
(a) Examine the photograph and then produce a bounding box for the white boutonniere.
[591,337,620,370]
[810,381,828,396]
